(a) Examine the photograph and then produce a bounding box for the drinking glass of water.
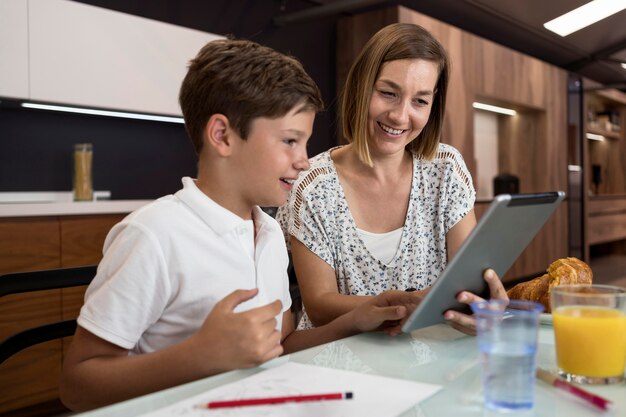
[471,299,544,412]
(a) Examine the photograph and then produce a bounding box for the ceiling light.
[543,0,626,37]
[621,62,626,70]
[20,102,184,124]
[586,133,605,141]
[472,102,517,116]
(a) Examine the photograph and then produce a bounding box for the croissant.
[506,257,592,313]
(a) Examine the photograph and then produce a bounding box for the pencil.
[535,368,612,411]
[199,391,354,409]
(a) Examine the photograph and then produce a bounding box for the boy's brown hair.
[340,23,450,166]
[179,38,324,155]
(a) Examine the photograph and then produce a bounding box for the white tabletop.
[71,324,625,417]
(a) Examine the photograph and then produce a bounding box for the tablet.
[401,191,565,333]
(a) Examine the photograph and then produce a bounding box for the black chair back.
[0,265,97,364]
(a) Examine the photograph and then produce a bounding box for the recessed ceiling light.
[20,102,184,123]
[472,102,517,116]
[544,0,626,37]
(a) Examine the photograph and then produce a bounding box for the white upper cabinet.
[3,0,221,116]
[0,0,29,99]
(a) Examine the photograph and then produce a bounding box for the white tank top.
[356,227,403,265]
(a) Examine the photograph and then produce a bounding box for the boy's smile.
[231,105,314,217]
[279,177,295,191]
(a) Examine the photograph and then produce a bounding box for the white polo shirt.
[78,177,291,354]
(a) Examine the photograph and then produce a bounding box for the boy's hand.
[443,269,508,335]
[192,289,283,373]
[351,290,424,336]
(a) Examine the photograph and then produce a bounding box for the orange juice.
[553,306,626,378]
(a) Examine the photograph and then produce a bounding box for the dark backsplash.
[0,105,196,199]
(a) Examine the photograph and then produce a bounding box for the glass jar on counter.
[73,143,93,201]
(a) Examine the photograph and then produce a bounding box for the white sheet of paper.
[137,362,441,417]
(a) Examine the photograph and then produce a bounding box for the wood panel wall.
[337,6,569,281]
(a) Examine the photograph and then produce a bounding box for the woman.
[277,23,506,335]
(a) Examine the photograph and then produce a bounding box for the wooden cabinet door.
[60,214,124,268]
[0,217,61,274]
[0,217,62,413]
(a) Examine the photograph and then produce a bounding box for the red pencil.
[536,368,613,411]
[199,391,354,409]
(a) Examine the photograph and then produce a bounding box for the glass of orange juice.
[551,284,626,384]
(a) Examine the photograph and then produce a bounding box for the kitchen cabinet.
[0,213,125,414]
[587,196,626,245]
[1,0,221,116]
[583,84,626,197]
[0,0,29,99]
[581,82,626,277]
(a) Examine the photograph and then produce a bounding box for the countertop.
[0,200,151,218]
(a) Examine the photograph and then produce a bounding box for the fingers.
[259,331,284,363]
[377,305,408,322]
[248,328,283,366]
[383,322,404,336]
[446,316,477,336]
[196,293,285,372]
[232,300,282,348]
[454,290,483,305]
[214,294,283,344]
[236,306,283,366]
[354,290,425,334]
[483,269,508,300]
[443,308,477,335]
[247,299,283,321]
[377,289,424,308]
[454,269,507,306]
[354,301,409,333]
[398,290,425,305]
[235,329,283,369]
[218,288,259,311]
[219,290,282,322]
[442,269,506,336]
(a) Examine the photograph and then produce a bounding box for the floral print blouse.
[276,143,475,329]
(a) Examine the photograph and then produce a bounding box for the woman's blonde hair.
[340,23,449,166]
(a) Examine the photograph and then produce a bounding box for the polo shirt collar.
[175,177,272,236]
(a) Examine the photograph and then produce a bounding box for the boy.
[60,38,419,411]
